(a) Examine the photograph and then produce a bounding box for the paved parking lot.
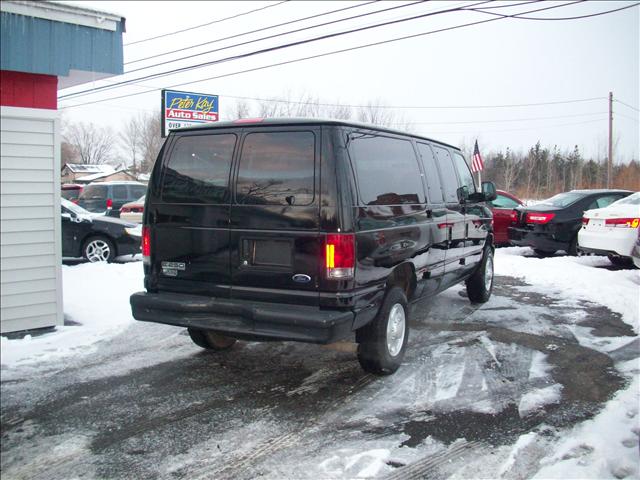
[2,268,636,479]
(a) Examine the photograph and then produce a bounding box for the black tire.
[187,328,236,351]
[608,255,633,267]
[466,247,494,304]
[567,235,579,256]
[533,248,556,256]
[357,287,409,375]
[82,236,116,263]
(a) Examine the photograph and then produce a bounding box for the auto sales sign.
[161,89,219,137]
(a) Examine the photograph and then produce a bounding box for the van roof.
[173,117,462,152]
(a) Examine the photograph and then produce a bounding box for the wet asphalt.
[0,273,636,479]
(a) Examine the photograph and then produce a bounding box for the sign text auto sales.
[161,89,219,137]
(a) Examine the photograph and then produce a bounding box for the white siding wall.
[1,107,63,333]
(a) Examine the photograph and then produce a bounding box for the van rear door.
[229,127,322,306]
[151,131,237,297]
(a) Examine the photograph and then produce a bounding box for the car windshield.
[539,192,585,208]
[610,192,640,206]
[61,198,89,215]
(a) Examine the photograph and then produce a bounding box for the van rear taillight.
[106,198,113,209]
[142,226,151,263]
[325,233,355,279]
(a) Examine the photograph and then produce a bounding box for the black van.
[130,119,497,374]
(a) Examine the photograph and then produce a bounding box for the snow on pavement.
[1,262,142,367]
[495,247,640,333]
[496,248,640,480]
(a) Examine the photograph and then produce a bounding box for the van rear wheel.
[187,328,236,351]
[357,287,409,375]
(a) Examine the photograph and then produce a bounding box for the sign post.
[161,89,219,138]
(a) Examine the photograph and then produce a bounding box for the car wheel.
[533,249,556,256]
[607,255,633,267]
[567,235,579,256]
[357,287,409,375]
[83,236,115,263]
[466,247,494,303]
[187,328,236,351]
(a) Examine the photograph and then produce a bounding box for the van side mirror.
[481,181,497,202]
[456,186,469,204]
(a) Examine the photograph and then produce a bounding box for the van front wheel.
[466,247,494,303]
[357,287,409,375]
[188,328,236,351]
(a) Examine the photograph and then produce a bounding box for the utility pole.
[608,91,613,188]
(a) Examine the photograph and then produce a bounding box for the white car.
[578,192,640,267]
[120,195,144,223]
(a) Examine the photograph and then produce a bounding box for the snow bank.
[495,248,640,333]
[1,262,143,367]
[533,374,640,479]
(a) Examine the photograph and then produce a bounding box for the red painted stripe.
[1,70,57,109]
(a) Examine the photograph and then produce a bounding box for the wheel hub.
[386,303,406,357]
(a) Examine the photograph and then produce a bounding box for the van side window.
[432,145,459,203]
[236,131,315,206]
[162,134,236,204]
[416,143,444,203]
[452,152,477,193]
[348,134,424,205]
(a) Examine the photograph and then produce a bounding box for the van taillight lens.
[142,226,151,263]
[525,212,555,224]
[605,217,640,228]
[106,198,113,209]
[582,217,589,225]
[325,233,355,279]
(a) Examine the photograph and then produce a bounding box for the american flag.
[471,140,484,173]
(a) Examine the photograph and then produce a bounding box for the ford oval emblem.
[292,274,312,284]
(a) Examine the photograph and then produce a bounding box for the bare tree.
[502,148,521,193]
[120,115,142,174]
[63,122,115,165]
[138,112,164,173]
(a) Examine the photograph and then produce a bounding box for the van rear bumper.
[130,291,355,344]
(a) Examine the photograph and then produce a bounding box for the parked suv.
[130,119,497,375]
[77,181,147,217]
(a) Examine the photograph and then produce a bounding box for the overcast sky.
[58,0,639,162]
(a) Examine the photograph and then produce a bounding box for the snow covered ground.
[1,249,639,479]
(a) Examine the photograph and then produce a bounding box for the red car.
[489,190,523,246]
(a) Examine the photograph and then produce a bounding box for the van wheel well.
[386,263,416,301]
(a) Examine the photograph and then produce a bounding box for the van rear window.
[236,131,315,206]
[162,134,236,204]
[348,134,424,205]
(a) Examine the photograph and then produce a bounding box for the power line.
[124,1,379,66]
[123,1,289,46]
[614,99,640,113]
[418,117,605,134]
[616,112,640,123]
[470,1,639,20]
[218,93,606,109]
[59,1,594,110]
[122,0,428,75]
[59,0,475,100]
[403,111,607,125]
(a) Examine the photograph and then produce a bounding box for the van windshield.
[81,184,107,199]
